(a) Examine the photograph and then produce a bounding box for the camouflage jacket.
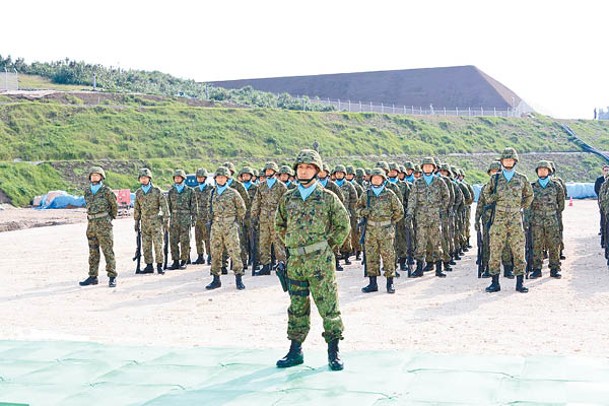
[251,179,288,220]
[462,181,475,205]
[475,182,490,225]
[529,179,565,214]
[209,187,246,223]
[228,178,250,211]
[451,179,464,213]
[194,184,213,221]
[84,184,118,219]
[355,187,403,224]
[437,175,455,216]
[320,179,345,203]
[134,185,169,222]
[167,185,197,219]
[407,176,450,219]
[275,182,350,251]
[336,180,358,214]
[482,172,533,213]
[552,176,568,199]
[351,180,364,199]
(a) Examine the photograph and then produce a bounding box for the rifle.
[476,227,484,278]
[276,261,288,292]
[133,229,142,274]
[163,229,169,270]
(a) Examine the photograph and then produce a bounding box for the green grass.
[17,74,88,91]
[0,94,606,206]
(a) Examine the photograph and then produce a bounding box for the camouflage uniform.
[240,167,260,269]
[223,163,251,270]
[134,168,169,267]
[82,166,118,284]
[275,149,350,371]
[279,165,298,190]
[550,161,567,257]
[346,165,364,255]
[388,162,409,269]
[483,148,533,293]
[193,168,212,263]
[459,169,475,249]
[167,169,197,266]
[333,165,357,260]
[437,165,456,269]
[407,158,450,277]
[474,162,502,277]
[527,161,565,277]
[251,162,288,273]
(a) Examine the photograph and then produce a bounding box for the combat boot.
[79,276,98,286]
[485,274,501,293]
[399,258,407,272]
[336,258,344,272]
[328,339,344,371]
[423,262,434,273]
[255,263,271,276]
[529,269,542,279]
[276,340,304,368]
[109,277,117,288]
[407,256,415,265]
[435,261,446,278]
[361,276,378,293]
[550,268,562,279]
[481,268,491,278]
[221,267,228,275]
[443,262,453,272]
[205,275,221,290]
[157,263,165,275]
[194,254,205,264]
[503,265,515,279]
[168,260,180,270]
[236,274,245,290]
[453,252,461,261]
[141,264,154,274]
[386,277,395,294]
[344,253,352,265]
[410,261,424,278]
[449,254,457,265]
[355,251,361,261]
[206,255,211,265]
[516,275,529,293]
[179,260,188,269]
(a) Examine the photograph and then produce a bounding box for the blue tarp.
[40,195,86,209]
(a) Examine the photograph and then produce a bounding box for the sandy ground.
[1,200,609,358]
[0,205,86,232]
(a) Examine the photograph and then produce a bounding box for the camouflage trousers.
[210,219,243,275]
[364,223,396,277]
[142,216,164,264]
[340,218,353,255]
[531,214,561,270]
[394,218,408,259]
[259,219,286,265]
[86,218,116,277]
[415,214,443,263]
[350,213,361,253]
[170,215,191,262]
[286,245,344,344]
[194,219,210,256]
[489,212,525,276]
[465,206,472,241]
[440,214,453,262]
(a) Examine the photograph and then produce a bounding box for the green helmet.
[279,165,294,176]
[333,164,347,175]
[404,161,415,171]
[499,147,519,162]
[388,162,400,172]
[138,167,152,179]
[215,166,231,178]
[173,169,187,179]
[458,168,465,177]
[536,160,553,172]
[439,163,451,174]
[450,166,459,178]
[293,149,323,172]
[239,166,254,176]
[369,168,387,180]
[345,165,355,175]
[399,165,406,173]
[355,168,365,177]
[222,161,236,174]
[264,161,279,173]
[487,162,502,174]
[375,161,390,172]
[253,169,259,177]
[421,157,437,169]
[196,168,208,178]
[414,164,422,173]
[89,166,106,180]
[321,163,330,174]
[365,168,372,176]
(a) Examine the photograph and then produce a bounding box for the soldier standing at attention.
[474,161,502,278]
[193,168,212,265]
[357,168,404,294]
[167,169,197,270]
[483,148,534,293]
[407,158,450,278]
[240,166,260,271]
[333,165,357,265]
[251,162,288,276]
[205,167,247,290]
[134,168,169,274]
[527,160,565,279]
[222,162,250,272]
[275,149,350,371]
[79,166,119,288]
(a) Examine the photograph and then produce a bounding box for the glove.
[134,222,140,232]
[474,222,480,232]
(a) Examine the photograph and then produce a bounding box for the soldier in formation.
[193,168,212,265]
[167,169,197,270]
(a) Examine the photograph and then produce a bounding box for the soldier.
[354,167,367,188]
[413,164,422,179]
[279,165,297,190]
[240,167,260,270]
[357,168,404,293]
[333,165,357,265]
[275,149,350,371]
[387,162,410,274]
[438,163,458,272]
[222,162,251,271]
[317,163,346,271]
[549,161,567,260]
[458,168,475,250]
[133,168,169,274]
[475,162,502,278]
[193,168,212,265]
[407,157,450,278]
[483,148,534,293]
[167,169,197,270]
[347,165,364,259]
[205,166,247,290]
[251,162,288,276]
[404,161,416,184]
[527,160,566,279]
[79,166,119,288]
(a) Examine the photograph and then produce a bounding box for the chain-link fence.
[1,70,18,91]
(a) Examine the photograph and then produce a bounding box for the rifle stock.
[133,230,142,274]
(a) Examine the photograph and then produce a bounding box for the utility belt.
[494,205,522,213]
[287,240,329,256]
[367,219,392,227]
[532,209,558,215]
[87,212,109,221]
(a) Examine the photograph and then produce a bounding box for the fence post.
[404,105,406,115]
[444,107,446,116]
[411,106,414,115]
[348,100,351,112]
[468,107,471,117]
[392,104,395,114]
[381,103,384,113]
[494,107,496,117]
[420,106,423,115]
[481,107,484,116]
[359,101,362,112]
[456,107,459,116]
[338,99,341,110]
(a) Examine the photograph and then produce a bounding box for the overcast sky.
[3,0,607,118]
